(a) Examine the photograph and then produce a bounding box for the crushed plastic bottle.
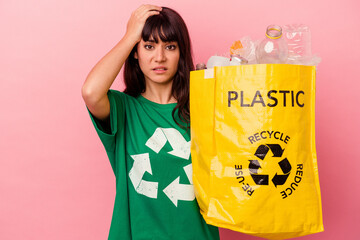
[206,56,231,68]
[283,24,312,64]
[230,37,258,64]
[283,24,321,66]
[256,25,288,64]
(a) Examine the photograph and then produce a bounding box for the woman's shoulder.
[108,89,141,107]
[109,89,134,100]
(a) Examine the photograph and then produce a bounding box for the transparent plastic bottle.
[256,25,288,64]
[283,24,312,64]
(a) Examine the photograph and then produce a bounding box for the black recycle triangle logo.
[249,144,292,187]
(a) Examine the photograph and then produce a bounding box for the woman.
[82,5,219,240]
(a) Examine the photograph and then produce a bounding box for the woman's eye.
[144,45,153,50]
[166,45,177,50]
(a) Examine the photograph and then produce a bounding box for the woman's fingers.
[125,5,162,43]
[135,4,162,21]
[138,4,162,12]
[130,4,161,25]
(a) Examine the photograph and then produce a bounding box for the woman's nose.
[155,48,166,62]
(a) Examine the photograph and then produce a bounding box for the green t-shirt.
[88,90,219,240]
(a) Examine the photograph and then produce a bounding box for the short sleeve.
[88,90,125,173]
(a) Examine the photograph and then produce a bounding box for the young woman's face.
[135,37,180,86]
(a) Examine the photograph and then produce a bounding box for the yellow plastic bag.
[190,64,323,240]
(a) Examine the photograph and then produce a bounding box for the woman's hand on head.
[125,5,162,43]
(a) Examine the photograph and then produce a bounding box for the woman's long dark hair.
[123,7,194,129]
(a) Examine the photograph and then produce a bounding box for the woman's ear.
[134,52,138,59]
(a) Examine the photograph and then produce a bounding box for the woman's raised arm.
[81,5,162,120]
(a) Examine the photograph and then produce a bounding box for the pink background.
[1,0,359,239]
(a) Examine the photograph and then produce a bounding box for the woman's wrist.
[122,32,140,48]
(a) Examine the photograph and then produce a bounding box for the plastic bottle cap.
[265,25,283,39]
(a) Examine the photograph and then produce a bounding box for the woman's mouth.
[153,67,167,73]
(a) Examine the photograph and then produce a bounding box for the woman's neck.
[141,81,177,104]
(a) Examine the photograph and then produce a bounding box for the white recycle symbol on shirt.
[128,127,194,207]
